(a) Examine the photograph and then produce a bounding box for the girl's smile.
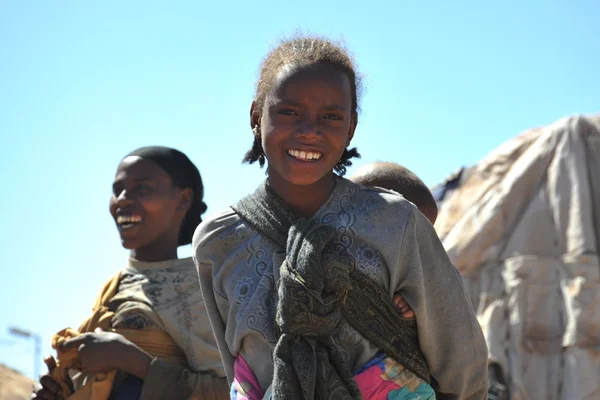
[258,64,356,189]
[286,148,323,162]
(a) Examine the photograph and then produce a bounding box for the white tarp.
[435,114,600,400]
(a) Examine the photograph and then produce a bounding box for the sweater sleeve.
[140,358,229,400]
[395,206,489,399]
[190,209,244,388]
[194,257,236,386]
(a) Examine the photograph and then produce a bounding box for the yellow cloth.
[45,272,188,400]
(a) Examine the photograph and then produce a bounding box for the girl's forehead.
[269,63,351,102]
[274,63,348,87]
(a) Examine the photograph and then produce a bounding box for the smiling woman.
[34,147,228,400]
[109,147,205,261]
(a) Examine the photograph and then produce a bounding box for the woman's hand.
[32,357,70,400]
[32,374,65,400]
[61,328,153,378]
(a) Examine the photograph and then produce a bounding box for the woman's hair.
[242,35,363,176]
[124,146,207,245]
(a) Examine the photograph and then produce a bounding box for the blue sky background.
[1,0,599,378]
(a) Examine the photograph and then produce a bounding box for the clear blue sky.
[1,0,598,379]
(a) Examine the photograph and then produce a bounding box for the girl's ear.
[346,111,358,145]
[250,101,261,130]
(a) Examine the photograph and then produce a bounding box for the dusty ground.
[0,364,32,400]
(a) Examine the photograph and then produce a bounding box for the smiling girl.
[193,37,488,400]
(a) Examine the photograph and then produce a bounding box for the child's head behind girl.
[350,162,438,224]
[242,36,363,216]
[110,146,207,261]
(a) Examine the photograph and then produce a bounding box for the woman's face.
[109,156,185,253]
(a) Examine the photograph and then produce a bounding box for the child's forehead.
[274,63,346,86]
[267,64,352,103]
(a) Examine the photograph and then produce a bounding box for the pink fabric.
[356,361,404,398]
[354,354,436,399]
[231,354,264,400]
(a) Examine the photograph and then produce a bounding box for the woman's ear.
[178,188,193,213]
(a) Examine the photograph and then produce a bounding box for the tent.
[434,114,600,399]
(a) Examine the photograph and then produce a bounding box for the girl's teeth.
[288,149,322,161]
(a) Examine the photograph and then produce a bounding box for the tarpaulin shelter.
[434,114,600,399]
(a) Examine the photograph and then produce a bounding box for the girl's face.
[254,63,357,189]
[109,156,188,257]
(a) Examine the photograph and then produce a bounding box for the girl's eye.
[278,109,297,116]
[324,114,343,121]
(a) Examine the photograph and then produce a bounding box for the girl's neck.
[268,172,336,218]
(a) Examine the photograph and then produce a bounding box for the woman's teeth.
[287,149,323,161]
[117,215,142,228]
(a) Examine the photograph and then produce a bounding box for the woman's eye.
[136,185,151,194]
[278,109,297,116]
[112,184,123,196]
[324,114,343,121]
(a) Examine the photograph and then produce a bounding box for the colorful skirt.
[231,352,436,400]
